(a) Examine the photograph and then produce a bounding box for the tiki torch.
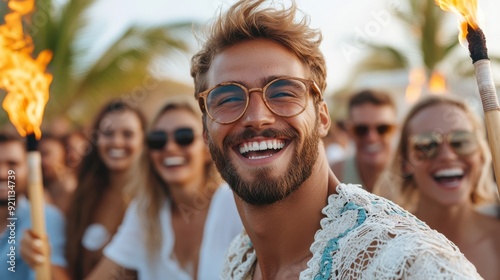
[436,0,500,192]
[1,0,53,279]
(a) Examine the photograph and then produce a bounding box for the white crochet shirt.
[222,184,483,279]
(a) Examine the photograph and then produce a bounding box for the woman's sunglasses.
[351,124,395,138]
[410,130,478,160]
[147,128,195,150]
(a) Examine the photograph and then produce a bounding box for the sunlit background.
[1,0,500,130]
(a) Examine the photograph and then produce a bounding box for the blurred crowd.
[1,0,500,278]
[1,88,499,279]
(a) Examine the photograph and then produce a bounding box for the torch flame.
[405,68,426,104]
[428,71,447,94]
[0,0,52,139]
[435,0,479,43]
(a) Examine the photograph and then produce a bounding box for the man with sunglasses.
[331,89,398,193]
[190,0,482,279]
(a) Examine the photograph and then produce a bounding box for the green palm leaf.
[0,0,194,125]
[350,0,466,86]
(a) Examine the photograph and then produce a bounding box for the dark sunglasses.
[352,124,395,138]
[147,128,195,150]
[410,130,478,160]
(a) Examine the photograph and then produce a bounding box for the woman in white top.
[375,95,500,279]
[87,95,243,280]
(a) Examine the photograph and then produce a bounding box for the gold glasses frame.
[196,76,322,124]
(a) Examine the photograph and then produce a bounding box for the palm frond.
[355,44,408,73]
[50,22,193,116]
[30,0,56,53]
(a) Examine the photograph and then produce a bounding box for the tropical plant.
[1,0,193,126]
[348,0,499,84]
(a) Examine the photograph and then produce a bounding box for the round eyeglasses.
[196,76,321,124]
[410,130,478,160]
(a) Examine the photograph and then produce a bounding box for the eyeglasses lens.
[411,131,477,160]
[353,124,394,137]
[206,78,308,124]
[376,125,392,135]
[174,128,195,146]
[353,125,369,137]
[207,85,247,124]
[264,79,307,116]
[412,133,440,160]
[449,131,477,156]
[147,128,195,150]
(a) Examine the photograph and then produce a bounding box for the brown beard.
[207,122,319,206]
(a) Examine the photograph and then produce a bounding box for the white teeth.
[252,142,259,150]
[259,142,267,150]
[434,168,464,177]
[239,140,285,154]
[163,157,186,167]
[108,149,126,158]
[249,155,272,160]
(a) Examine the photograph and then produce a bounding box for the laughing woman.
[65,101,146,279]
[375,95,500,280]
[87,95,243,280]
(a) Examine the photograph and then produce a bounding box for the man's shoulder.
[43,203,64,221]
[319,184,462,255]
[19,198,65,223]
[303,184,483,279]
[15,199,65,241]
[327,184,428,231]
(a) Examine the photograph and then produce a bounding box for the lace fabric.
[222,184,483,280]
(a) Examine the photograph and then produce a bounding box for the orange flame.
[0,0,52,139]
[405,68,426,104]
[435,0,479,43]
[428,71,447,94]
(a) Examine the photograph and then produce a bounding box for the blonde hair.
[134,94,222,255]
[374,95,498,212]
[66,100,146,279]
[190,0,326,96]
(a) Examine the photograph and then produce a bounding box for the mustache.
[223,127,298,147]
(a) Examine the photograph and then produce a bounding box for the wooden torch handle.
[484,111,500,193]
[27,152,52,280]
[473,59,500,194]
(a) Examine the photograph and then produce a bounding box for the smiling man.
[190,0,483,279]
[331,89,398,193]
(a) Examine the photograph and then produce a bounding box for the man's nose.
[239,91,275,129]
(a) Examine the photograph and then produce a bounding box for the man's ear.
[318,101,331,138]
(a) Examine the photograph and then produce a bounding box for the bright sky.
[91,0,500,94]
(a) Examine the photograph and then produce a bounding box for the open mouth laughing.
[432,167,465,188]
[238,139,286,160]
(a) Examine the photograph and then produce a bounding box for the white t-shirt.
[104,184,243,279]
